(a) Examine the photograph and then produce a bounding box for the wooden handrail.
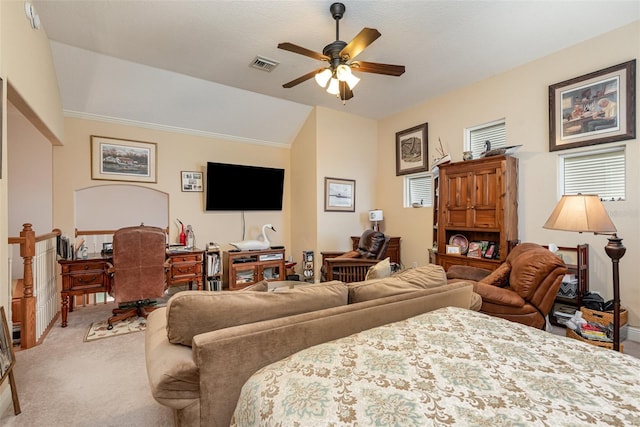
[7,224,62,349]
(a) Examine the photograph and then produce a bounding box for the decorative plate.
[449,234,469,254]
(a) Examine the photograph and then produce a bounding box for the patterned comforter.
[231,306,640,426]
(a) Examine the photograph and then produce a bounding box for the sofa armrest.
[324,258,380,283]
[473,282,525,307]
[446,264,492,282]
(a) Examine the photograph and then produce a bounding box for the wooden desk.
[166,248,205,291]
[58,248,205,327]
[58,254,111,327]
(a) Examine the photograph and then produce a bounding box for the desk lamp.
[543,194,625,351]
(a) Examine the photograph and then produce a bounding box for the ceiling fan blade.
[352,60,405,76]
[340,28,381,60]
[282,68,326,88]
[339,81,354,101]
[278,42,329,61]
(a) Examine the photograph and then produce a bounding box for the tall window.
[560,146,625,201]
[404,172,432,207]
[465,119,506,159]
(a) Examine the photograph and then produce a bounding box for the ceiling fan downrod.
[330,2,345,41]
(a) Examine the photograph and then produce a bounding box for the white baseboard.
[626,325,640,343]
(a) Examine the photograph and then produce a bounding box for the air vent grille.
[250,56,279,72]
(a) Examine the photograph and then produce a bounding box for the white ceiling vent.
[250,56,279,72]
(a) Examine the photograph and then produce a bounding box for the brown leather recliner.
[321,229,391,283]
[446,243,567,329]
[107,225,168,329]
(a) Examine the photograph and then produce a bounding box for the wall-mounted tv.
[205,162,285,211]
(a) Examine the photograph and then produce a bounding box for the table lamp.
[543,194,625,351]
[369,210,384,232]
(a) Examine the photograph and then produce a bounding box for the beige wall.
[379,21,640,327]
[53,117,291,254]
[315,107,378,276]
[290,109,318,274]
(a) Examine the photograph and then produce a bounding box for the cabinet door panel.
[444,173,470,227]
[471,166,500,228]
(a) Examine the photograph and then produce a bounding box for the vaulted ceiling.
[32,0,639,145]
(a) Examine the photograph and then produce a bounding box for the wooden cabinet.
[166,249,204,290]
[549,244,589,326]
[435,155,518,271]
[223,248,286,290]
[59,255,111,327]
[350,236,401,265]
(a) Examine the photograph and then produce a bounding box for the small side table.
[166,248,205,290]
[58,254,112,327]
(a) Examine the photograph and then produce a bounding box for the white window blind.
[561,147,625,201]
[405,173,432,207]
[467,119,506,159]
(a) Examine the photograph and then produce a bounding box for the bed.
[231,306,640,426]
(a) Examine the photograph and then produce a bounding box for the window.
[404,172,432,207]
[465,119,506,159]
[560,146,625,201]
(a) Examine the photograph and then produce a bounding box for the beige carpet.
[0,302,173,427]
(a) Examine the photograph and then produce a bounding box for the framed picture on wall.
[91,135,157,183]
[549,60,636,151]
[395,122,428,176]
[324,177,355,212]
[181,171,203,192]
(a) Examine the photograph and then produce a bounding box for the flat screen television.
[205,162,285,211]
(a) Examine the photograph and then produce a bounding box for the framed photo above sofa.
[549,60,636,152]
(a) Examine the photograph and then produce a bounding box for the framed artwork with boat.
[91,136,157,183]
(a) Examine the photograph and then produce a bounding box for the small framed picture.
[467,242,482,258]
[181,171,203,192]
[446,245,461,255]
[484,243,497,259]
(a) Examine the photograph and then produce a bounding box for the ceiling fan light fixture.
[344,72,360,90]
[326,78,340,95]
[315,68,332,88]
[335,64,351,81]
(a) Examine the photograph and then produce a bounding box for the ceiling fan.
[278,2,405,102]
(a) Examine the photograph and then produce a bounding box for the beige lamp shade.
[543,194,616,233]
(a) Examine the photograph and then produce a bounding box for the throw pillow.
[478,262,511,288]
[365,257,391,281]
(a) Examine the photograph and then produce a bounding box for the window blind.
[562,147,625,201]
[469,121,506,158]
[406,173,432,207]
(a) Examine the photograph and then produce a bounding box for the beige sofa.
[145,265,478,427]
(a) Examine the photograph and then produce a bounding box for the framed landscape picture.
[549,60,636,151]
[91,136,157,183]
[324,177,355,212]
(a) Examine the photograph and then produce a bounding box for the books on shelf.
[207,252,220,275]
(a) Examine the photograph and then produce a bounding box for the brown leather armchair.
[446,243,567,329]
[107,225,168,329]
[321,229,390,283]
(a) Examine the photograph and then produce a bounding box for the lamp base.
[604,234,626,352]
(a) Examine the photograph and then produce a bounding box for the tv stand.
[223,248,286,290]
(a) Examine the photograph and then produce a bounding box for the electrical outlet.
[412,262,418,268]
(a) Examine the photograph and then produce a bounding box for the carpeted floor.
[0,302,173,427]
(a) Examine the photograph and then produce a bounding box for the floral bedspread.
[231,306,640,426]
